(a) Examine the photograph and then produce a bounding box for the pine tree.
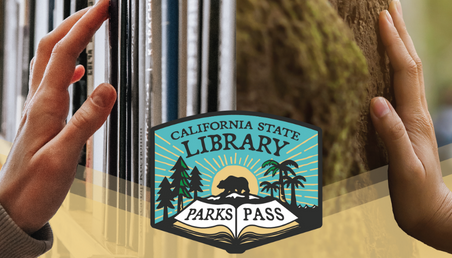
[170,156,192,212]
[156,177,175,220]
[189,166,203,199]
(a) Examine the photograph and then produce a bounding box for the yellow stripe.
[286,152,302,161]
[204,158,217,172]
[304,175,318,178]
[244,155,249,166]
[234,153,237,164]
[305,196,318,199]
[155,152,176,162]
[218,156,225,166]
[304,143,318,152]
[155,133,170,145]
[195,161,214,174]
[156,160,173,167]
[213,158,221,169]
[156,143,179,157]
[299,160,318,168]
[155,167,166,171]
[250,159,260,170]
[224,154,228,165]
[286,134,318,154]
[295,155,318,162]
[173,145,184,154]
[247,158,253,167]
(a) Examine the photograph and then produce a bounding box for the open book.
[173,196,299,243]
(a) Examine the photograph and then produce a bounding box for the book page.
[236,200,298,237]
[175,200,237,237]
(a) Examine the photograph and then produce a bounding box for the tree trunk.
[237,0,393,185]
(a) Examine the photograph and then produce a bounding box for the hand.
[0,0,116,235]
[370,0,452,253]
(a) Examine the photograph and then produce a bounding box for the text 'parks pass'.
[150,111,322,253]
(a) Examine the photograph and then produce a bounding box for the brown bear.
[217,176,250,197]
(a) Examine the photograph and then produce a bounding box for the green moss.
[237,0,370,185]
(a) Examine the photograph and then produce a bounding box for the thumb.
[370,97,418,171]
[54,83,116,154]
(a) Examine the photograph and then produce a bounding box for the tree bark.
[237,0,394,185]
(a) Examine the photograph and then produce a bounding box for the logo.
[150,111,322,253]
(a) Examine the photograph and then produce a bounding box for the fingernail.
[91,84,115,107]
[373,98,390,118]
[385,10,394,26]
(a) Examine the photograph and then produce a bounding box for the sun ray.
[310,168,318,171]
[195,161,214,174]
[296,170,308,174]
[299,160,318,168]
[155,133,170,145]
[305,196,318,199]
[155,174,167,178]
[250,159,260,170]
[156,160,173,167]
[199,171,212,179]
[218,155,225,166]
[304,175,318,178]
[286,134,318,154]
[156,143,179,157]
[212,158,221,169]
[244,155,249,166]
[304,143,318,152]
[204,158,217,172]
[224,154,228,165]
[299,202,315,206]
[155,152,176,162]
[296,189,318,192]
[155,167,166,171]
[230,156,233,164]
[239,157,242,164]
[286,152,302,161]
[254,167,261,174]
[295,155,318,163]
[247,158,253,167]
[234,153,237,164]
[173,145,184,154]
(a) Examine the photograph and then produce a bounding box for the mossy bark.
[237,0,394,185]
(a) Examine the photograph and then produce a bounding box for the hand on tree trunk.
[370,0,452,253]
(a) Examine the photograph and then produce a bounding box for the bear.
[217,176,250,197]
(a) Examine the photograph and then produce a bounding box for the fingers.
[370,97,424,180]
[379,8,422,114]
[70,65,86,84]
[50,84,116,158]
[29,8,89,98]
[40,0,109,94]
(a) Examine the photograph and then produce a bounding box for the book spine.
[128,0,139,252]
[186,0,200,116]
[218,0,236,111]
[199,0,210,114]
[105,0,119,243]
[161,0,178,123]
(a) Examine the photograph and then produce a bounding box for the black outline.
[149,111,323,253]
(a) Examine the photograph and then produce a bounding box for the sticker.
[150,111,322,253]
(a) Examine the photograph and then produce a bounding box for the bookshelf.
[0,0,235,257]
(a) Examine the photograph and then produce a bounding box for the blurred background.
[236,0,452,185]
[0,0,452,183]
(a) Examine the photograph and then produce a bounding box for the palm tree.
[262,160,299,203]
[259,181,280,198]
[283,175,306,208]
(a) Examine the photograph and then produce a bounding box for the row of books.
[0,0,236,255]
